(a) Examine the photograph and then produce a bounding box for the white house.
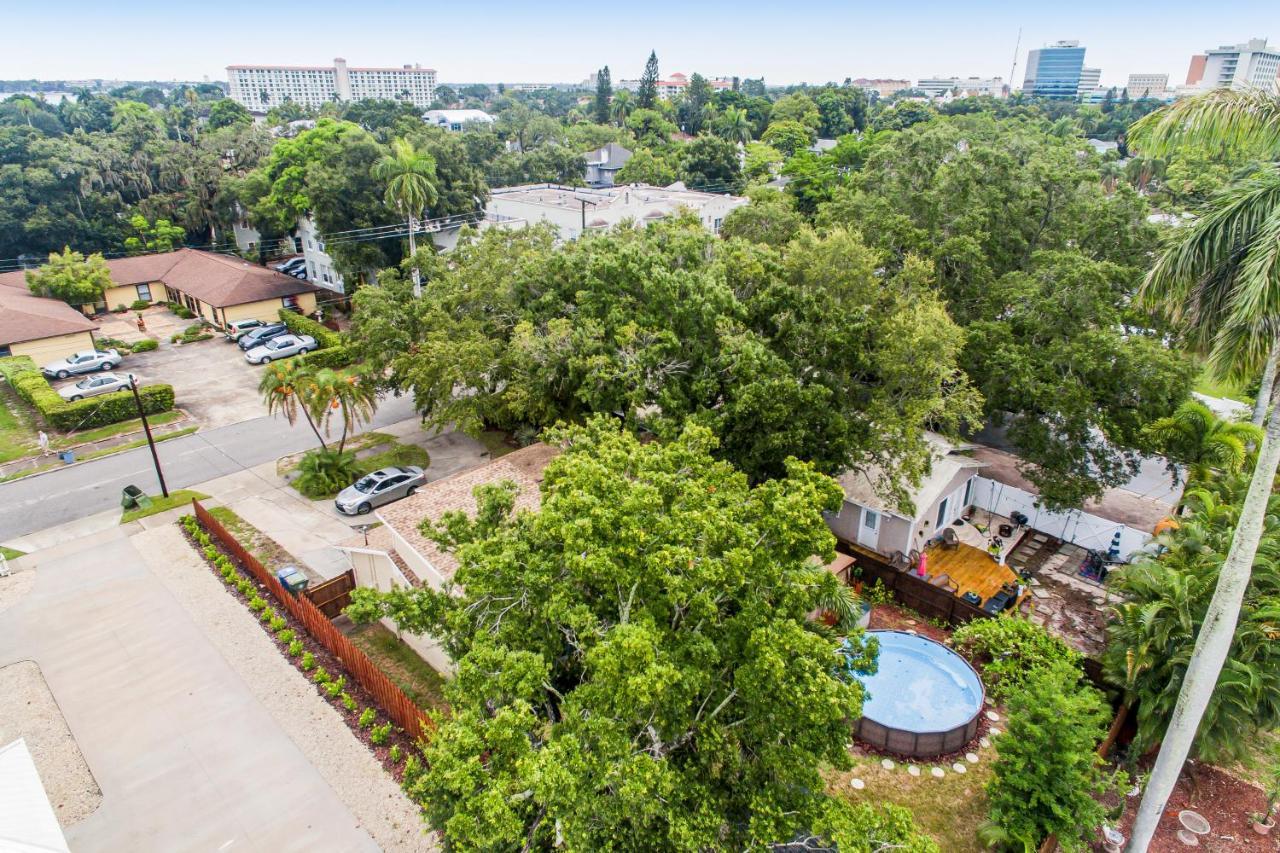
[485,183,747,241]
[826,434,1180,564]
[334,444,559,675]
[423,109,495,131]
[297,215,345,294]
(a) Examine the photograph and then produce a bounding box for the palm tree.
[372,137,439,297]
[302,368,378,455]
[259,360,328,448]
[1142,400,1262,487]
[718,106,752,145]
[1124,86,1280,852]
[610,89,634,126]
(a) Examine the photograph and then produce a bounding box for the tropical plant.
[259,360,328,448]
[1103,479,1280,764]
[358,708,376,729]
[716,105,753,144]
[1143,399,1263,486]
[1125,87,1280,851]
[984,662,1114,852]
[952,616,1082,702]
[300,651,315,671]
[293,448,359,499]
[25,247,113,306]
[372,137,438,296]
[609,88,634,126]
[301,367,378,455]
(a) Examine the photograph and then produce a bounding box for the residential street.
[0,392,420,542]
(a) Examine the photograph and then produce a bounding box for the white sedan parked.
[57,372,135,401]
[42,349,121,379]
[244,334,317,365]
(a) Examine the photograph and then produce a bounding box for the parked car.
[334,465,427,515]
[237,323,288,350]
[223,318,266,342]
[41,349,120,379]
[244,334,316,364]
[274,257,306,274]
[57,372,135,401]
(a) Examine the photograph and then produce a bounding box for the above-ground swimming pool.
[845,630,985,758]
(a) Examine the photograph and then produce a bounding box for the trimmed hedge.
[0,355,175,431]
[279,309,343,349]
[297,345,355,369]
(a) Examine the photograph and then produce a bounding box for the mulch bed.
[868,603,953,642]
[180,519,425,788]
[1106,762,1272,852]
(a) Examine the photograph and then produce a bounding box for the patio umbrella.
[917,551,928,578]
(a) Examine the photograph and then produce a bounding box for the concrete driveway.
[0,526,381,852]
[123,336,268,428]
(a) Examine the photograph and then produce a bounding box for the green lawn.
[0,545,25,560]
[1193,363,1253,404]
[120,489,210,523]
[0,386,39,464]
[206,506,301,571]
[56,410,184,448]
[477,429,517,459]
[79,426,197,462]
[346,621,448,711]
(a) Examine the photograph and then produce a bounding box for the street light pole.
[129,376,169,498]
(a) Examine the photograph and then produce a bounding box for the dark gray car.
[334,465,427,515]
[238,323,288,350]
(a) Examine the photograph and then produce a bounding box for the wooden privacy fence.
[306,570,356,618]
[193,500,433,741]
[839,541,990,625]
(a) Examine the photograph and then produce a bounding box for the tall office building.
[1022,41,1087,99]
[916,76,1007,98]
[227,57,437,110]
[1077,67,1102,96]
[1125,73,1169,98]
[1193,39,1280,90]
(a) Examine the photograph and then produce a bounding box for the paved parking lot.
[122,336,268,428]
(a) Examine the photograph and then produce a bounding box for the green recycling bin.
[121,485,152,510]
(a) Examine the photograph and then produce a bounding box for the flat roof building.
[227,57,437,110]
[1023,41,1087,99]
[1194,38,1280,90]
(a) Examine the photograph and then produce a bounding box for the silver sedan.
[244,334,316,365]
[42,349,121,379]
[334,466,427,515]
[57,372,136,401]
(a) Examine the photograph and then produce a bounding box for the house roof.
[836,433,986,520]
[0,276,98,346]
[376,444,560,584]
[583,142,633,169]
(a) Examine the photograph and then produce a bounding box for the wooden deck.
[921,542,1021,603]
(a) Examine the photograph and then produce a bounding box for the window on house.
[135,283,151,301]
[863,509,878,530]
[963,477,974,508]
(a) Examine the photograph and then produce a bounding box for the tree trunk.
[1252,341,1279,428]
[1126,396,1280,851]
[301,407,327,451]
[407,214,421,298]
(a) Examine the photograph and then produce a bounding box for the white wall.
[969,477,1149,560]
[345,547,455,675]
[297,215,345,294]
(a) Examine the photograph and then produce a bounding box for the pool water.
[847,630,984,733]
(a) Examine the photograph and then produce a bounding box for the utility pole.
[130,376,169,498]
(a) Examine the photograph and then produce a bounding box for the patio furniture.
[961,591,982,607]
[982,589,1015,614]
[941,527,960,550]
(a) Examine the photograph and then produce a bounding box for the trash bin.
[276,566,309,596]
[59,450,75,464]
[121,484,152,510]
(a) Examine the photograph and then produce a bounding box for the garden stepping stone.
[965,752,979,763]
[989,727,1002,737]
[930,767,945,778]
[881,759,895,770]
[907,765,920,776]
[985,710,1000,721]
[979,737,991,748]
[952,763,967,774]
[849,778,865,790]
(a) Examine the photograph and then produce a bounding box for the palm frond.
[1129,87,1280,159]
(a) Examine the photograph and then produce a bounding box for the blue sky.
[3,0,1277,87]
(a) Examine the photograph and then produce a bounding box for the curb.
[0,419,200,486]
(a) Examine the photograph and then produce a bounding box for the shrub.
[0,357,172,431]
[174,305,195,319]
[952,615,1081,701]
[370,722,392,745]
[984,662,1114,851]
[235,578,253,595]
[341,692,358,712]
[130,338,159,352]
[247,596,267,613]
[294,448,359,499]
[389,745,403,764]
[259,608,273,623]
[276,628,295,643]
[278,308,344,349]
[297,345,355,370]
[401,754,423,786]
[324,675,346,697]
[268,615,287,631]
[288,639,304,657]
[358,708,376,729]
[130,299,151,311]
[115,303,129,313]
[300,652,315,670]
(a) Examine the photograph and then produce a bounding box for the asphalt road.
[0,393,420,542]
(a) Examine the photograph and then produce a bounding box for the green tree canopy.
[347,418,897,850]
[25,247,113,306]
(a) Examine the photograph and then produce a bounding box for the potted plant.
[1250,760,1280,835]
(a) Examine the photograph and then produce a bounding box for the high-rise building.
[226,57,437,110]
[916,76,1008,99]
[1125,73,1169,99]
[851,78,913,98]
[1194,38,1280,90]
[1186,55,1207,85]
[1022,41,1087,99]
[1077,67,1102,95]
